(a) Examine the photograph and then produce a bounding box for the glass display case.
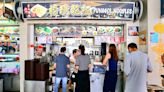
[0,26,20,74]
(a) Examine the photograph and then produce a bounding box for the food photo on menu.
[52,26,60,35]
[128,26,139,36]
[35,25,53,35]
[114,26,123,36]
[84,26,96,36]
[97,26,106,35]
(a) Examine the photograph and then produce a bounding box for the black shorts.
[70,72,78,83]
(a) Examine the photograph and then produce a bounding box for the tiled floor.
[4,91,20,92]
[49,85,74,92]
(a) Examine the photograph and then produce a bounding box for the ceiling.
[0,0,122,2]
[0,0,138,3]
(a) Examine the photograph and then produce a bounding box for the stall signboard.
[22,1,134,20]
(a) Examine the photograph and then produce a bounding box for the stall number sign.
[22,1,134,20]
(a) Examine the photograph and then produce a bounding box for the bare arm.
[54,56,57,69]
[75,56,80,72]
[88,64,92,69]
[54,63,56,69]
[124,55,131,76]
[102,53,111,66]
[70,59,75,64]
[75,65,79,73]
[88,55,92,69]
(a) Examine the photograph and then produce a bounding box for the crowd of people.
[53,43,153,92]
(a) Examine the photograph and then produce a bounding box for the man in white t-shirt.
[124,43,152,92]
[68,49,79,92]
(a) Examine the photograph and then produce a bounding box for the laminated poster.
[150,32,159,43]
[128,26,139,36]
[46,36,52,44]
[37,36,47,44]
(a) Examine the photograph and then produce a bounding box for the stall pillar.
[20,22,29,92]
[147,0,162,86]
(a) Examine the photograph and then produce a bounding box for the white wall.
[19,22,28,92]
[138,0,148,53]
[147,0,162,86]
[121,0,164,86]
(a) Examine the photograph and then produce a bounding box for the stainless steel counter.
[25,80,49,92]
[89,72,124,92]
[0,79,3,92]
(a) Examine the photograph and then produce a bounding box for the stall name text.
[93,8,133,14]
[22,2,134,20]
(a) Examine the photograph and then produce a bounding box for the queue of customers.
[53,43,152,92]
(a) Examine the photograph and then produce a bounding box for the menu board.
[0,27,19,35]
[62,38,94,46]
[37,36,47,44]
[22,1,134,20]
[36,36,52,44]
[94,36,124,45]
[34,24,124,37]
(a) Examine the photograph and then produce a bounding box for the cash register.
[92,62,106,73]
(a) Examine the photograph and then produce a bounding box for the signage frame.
[21,1,135,20]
